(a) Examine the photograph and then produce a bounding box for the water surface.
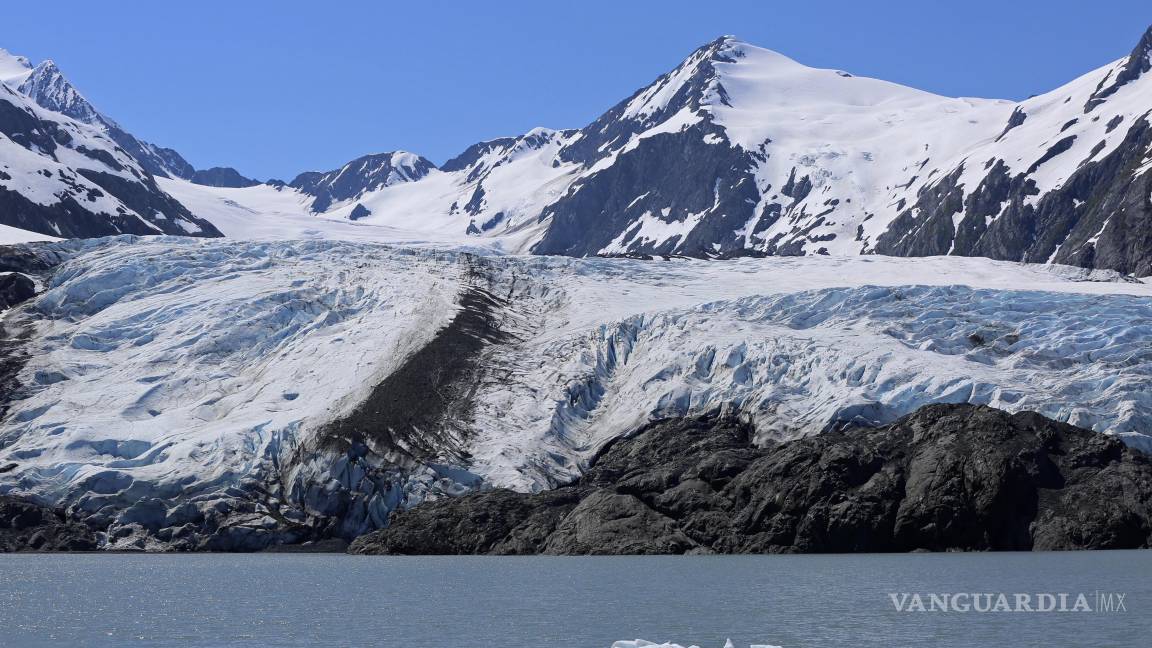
[1,552,1148,647]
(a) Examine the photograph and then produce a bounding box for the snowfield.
[0,236,1150,548]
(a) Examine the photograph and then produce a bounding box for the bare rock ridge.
[349,404,1152,555]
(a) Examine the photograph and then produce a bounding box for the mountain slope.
[289,151,436,211]
[533,30,1152,274]
[254,27,1152,276]
[1,49,259,195]
[0,80,221,238]
[9,56,197,181]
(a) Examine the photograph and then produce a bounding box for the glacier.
[0,236,1150,549]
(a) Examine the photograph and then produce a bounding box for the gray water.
[0,552,1148,647]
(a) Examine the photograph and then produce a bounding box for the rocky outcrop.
[290,152,435,212]
[349,404,1152,555]
[0,494,98,551]
[0,273,35,310]
[190,166,260,188]
[877,114,1152,277]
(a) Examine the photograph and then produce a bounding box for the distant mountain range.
[1,26,1151,274]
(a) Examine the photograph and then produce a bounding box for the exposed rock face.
[0,494,98,551]
[349,404,1152,555]
[348,203,371,220]
[290,151,436,212]
[877,114,1152,277]
[533,120,760,258]
[190,166,260,188]
[0,82,222,239]
[0,273,35,310]
[13,58,197,181]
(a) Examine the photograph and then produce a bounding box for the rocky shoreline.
[349,404,1152,555]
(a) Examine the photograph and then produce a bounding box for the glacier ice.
[0,236,1150,547]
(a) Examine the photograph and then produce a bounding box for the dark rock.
[995,107,1028,141]
[290,152,435,212]
[532,121,760,258]
[1084,25,1152,112]
[0,273,35,310]
[0,494,99,551]
[190,167,260,188]
[348,203,371,221]
[349,404,1152,555]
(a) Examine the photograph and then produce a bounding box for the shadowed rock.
[349,404,1152,555]
[0,494,98,551]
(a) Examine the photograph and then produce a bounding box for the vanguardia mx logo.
[888,591,1127,613]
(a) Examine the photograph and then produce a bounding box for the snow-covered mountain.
[5,27,1151,274]
[183,26,1150,275]
[289,151,437,212]
[1,52,197,181]
[0,237,1148,549]
[0,48,258,193]
[2,27,1152,551]
[533,24,1147,276]
[0,71,221,238]
[538,25,1152,276]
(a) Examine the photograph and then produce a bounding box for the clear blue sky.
[2,1,1148,181]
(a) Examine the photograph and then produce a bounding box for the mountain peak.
[16,58,104,124]
[702,34,741,52]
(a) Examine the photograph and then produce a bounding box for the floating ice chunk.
[611,640,780,648]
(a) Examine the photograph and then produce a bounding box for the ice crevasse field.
[1,234,1152,550]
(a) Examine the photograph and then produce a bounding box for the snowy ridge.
[0,51,198,182]
[16,60,102,124]
[1,238,1150,548]
[141,26,1152,276]
[0,80,219,238]
[289,151,438,212]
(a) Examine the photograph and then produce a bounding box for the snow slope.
[157,177,516,253]
[0,237,1149,548]
[0,223,58,244]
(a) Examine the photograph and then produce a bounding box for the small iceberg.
[612,640,781,648]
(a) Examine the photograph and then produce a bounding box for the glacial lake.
[0,552,1149,647]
